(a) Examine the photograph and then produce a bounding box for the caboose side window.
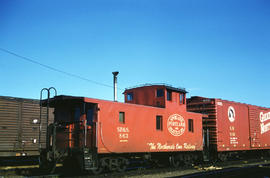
[127,92,133,101]
[180,93,185,104]
[156,115,163,130]
[167,90,172,101]
[188,119,194,132]
[156,89,164,97]
[119,112,125,124]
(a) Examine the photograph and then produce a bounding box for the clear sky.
[0,0,269,107]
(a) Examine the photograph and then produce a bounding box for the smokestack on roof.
[112,71,119,102]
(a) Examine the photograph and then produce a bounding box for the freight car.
[187,96,270,161]
[39,84,204,173]
[39,83,270,174]
[0,96,53,160]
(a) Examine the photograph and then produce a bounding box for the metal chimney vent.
[112,71,119,101]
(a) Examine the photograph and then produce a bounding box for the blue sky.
[0,0,269,107]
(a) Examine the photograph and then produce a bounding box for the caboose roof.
[124,83,188,93]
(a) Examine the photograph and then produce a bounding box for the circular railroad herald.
[167,114,185,136]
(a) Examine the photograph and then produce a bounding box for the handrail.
[39,87,57,151]
[39,88,49,150]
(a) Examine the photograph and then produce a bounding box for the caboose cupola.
[123,84,187,108]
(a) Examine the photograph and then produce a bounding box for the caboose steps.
[83,149,96,170]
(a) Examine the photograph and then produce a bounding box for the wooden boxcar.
[0,96,53,157]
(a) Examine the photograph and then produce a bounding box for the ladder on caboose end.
[39,87,57,152]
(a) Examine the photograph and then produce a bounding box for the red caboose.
[41,84,204,172]
[187,96,270,161]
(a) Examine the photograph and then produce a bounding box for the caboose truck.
[39,84,205,174]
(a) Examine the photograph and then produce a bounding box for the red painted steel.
[249,105,270,149]
[123,85,186,108]
[124,85,167,107]
[215,99,250,151]
[187,97,218,150]
[187,96,270,152]
[84,96,203,154]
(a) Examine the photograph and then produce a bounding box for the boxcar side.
[187,96,270,157]
[0,96,53,157]
[249,105,270,149]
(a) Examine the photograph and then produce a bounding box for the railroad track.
[1,159,270,177]
[0,164,62,177]
[179,161,270,178]
[102,159,270,178]
[0,164,63,171]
